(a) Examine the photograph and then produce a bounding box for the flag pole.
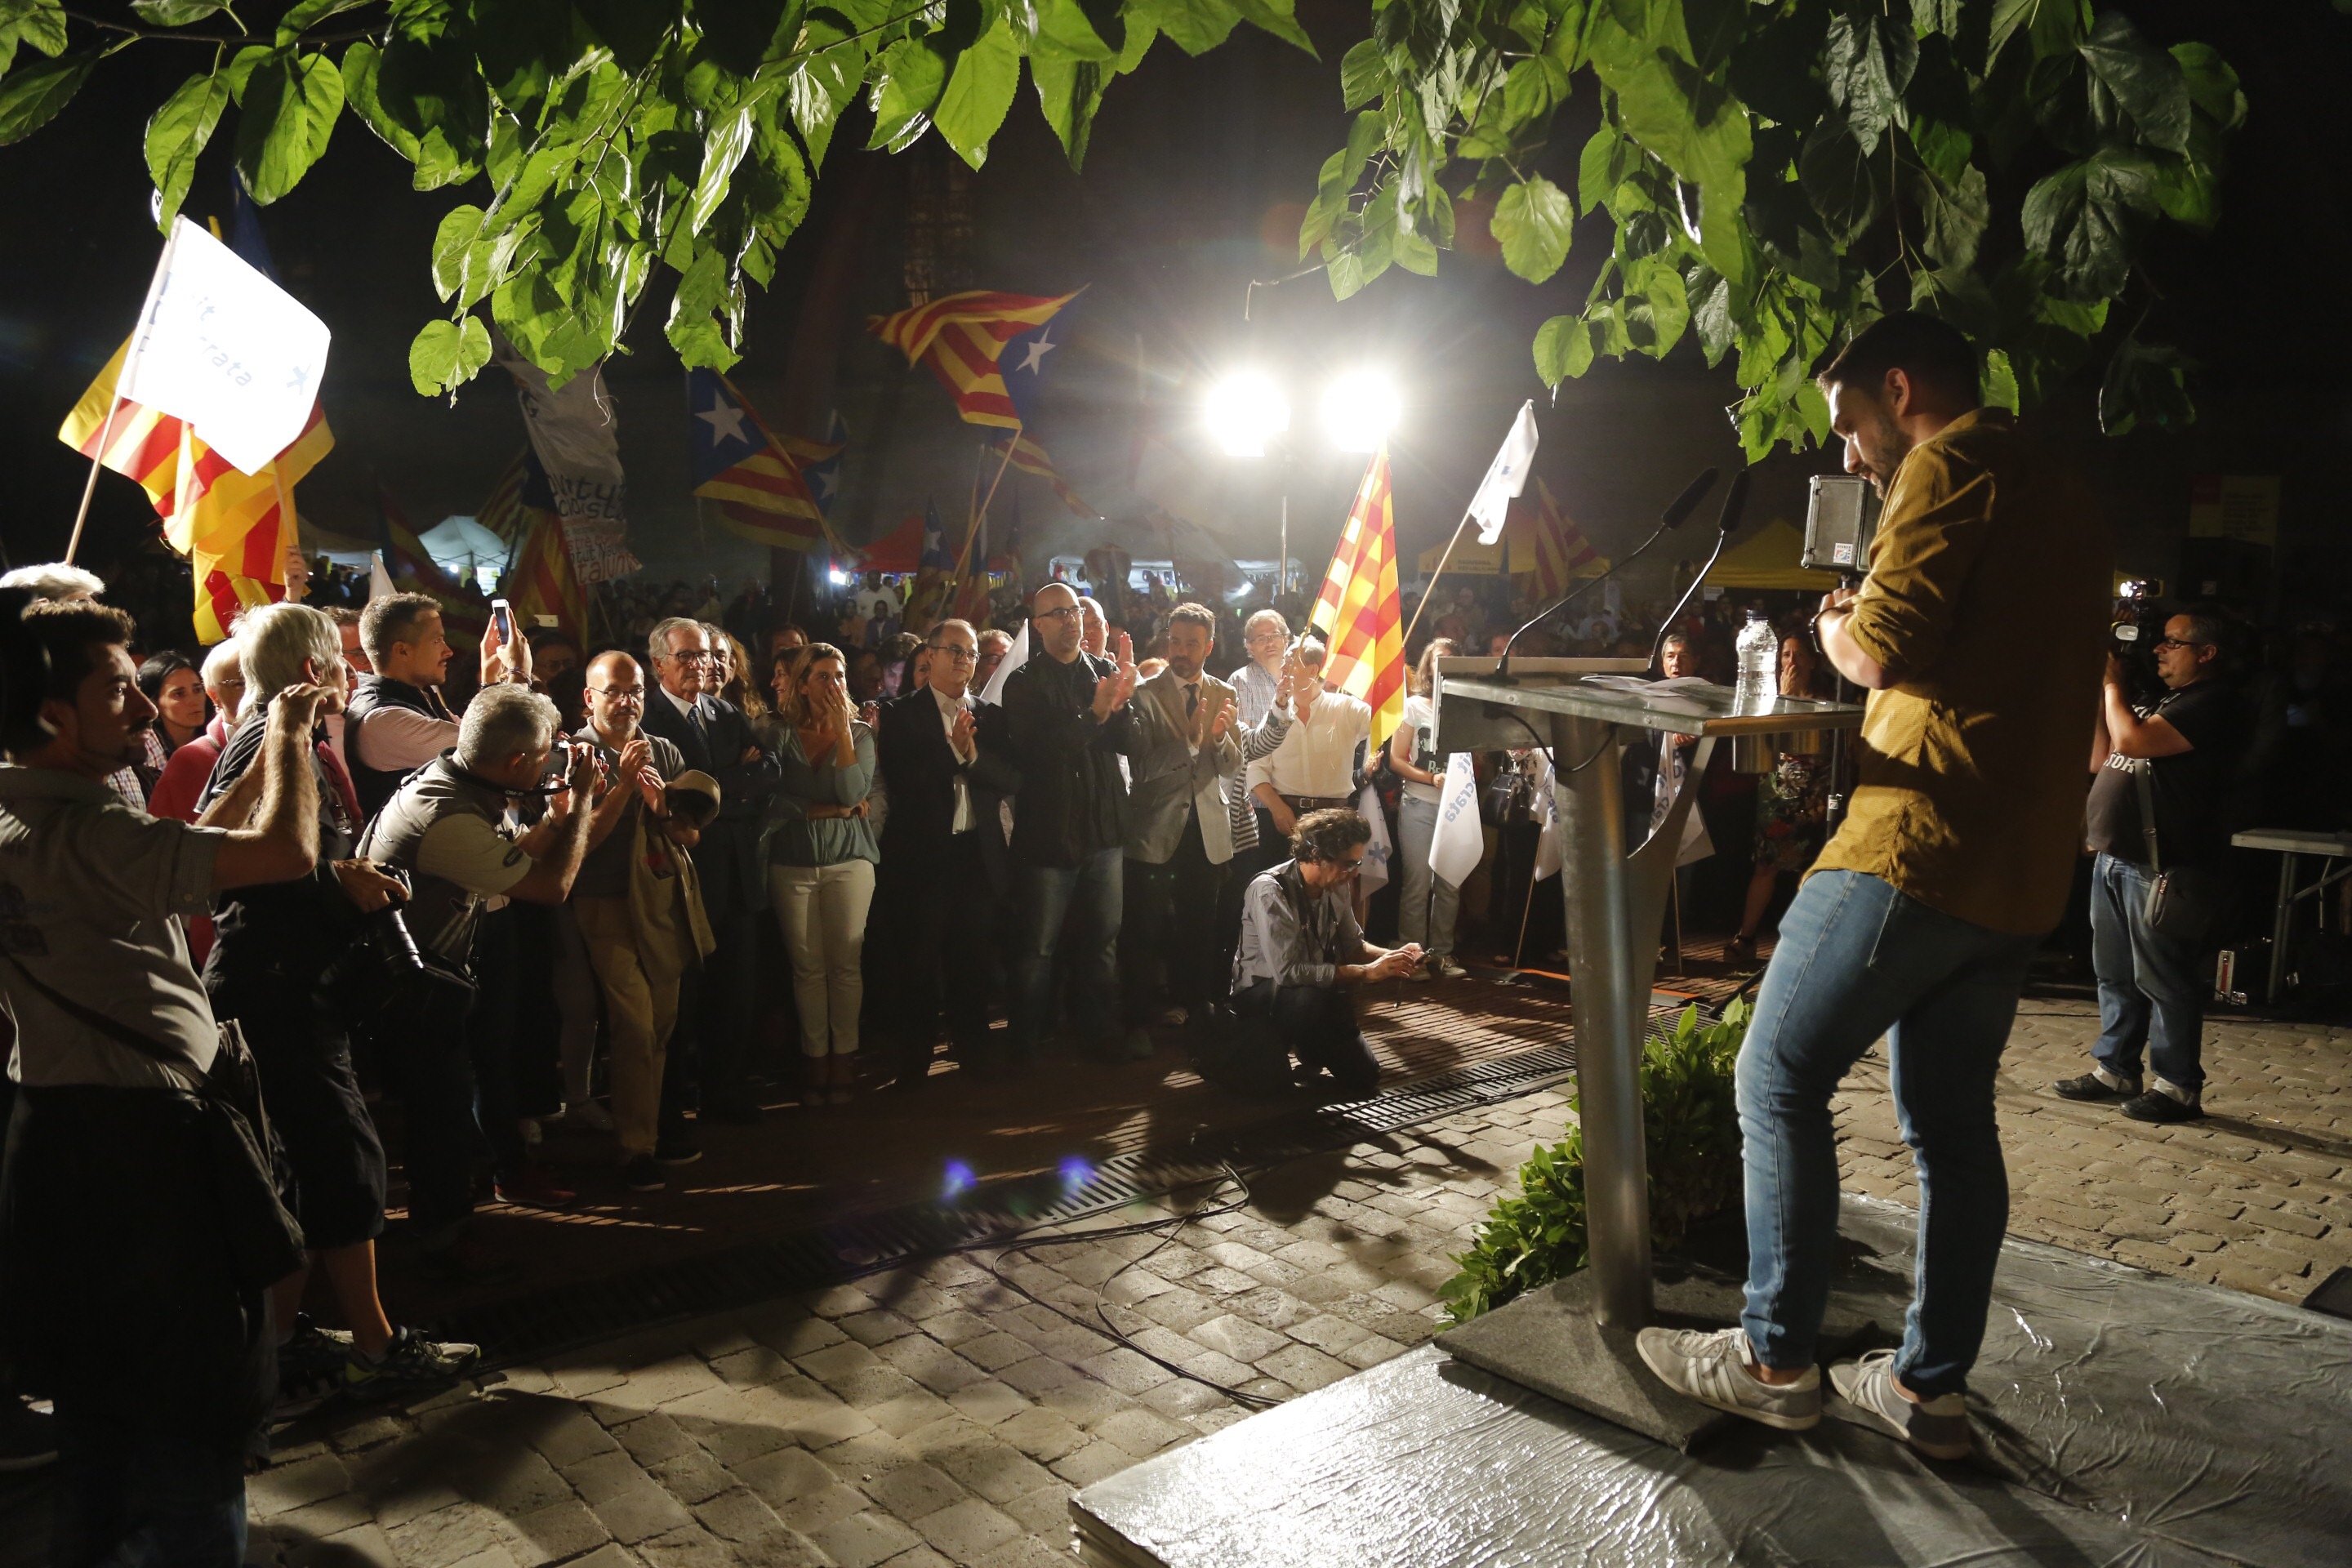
[951,427,1021,589]
[64,399,127,565]
[69,224,181,564]
[1398,501,1480,653]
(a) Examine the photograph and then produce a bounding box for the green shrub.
[1437,1000,1751,1325]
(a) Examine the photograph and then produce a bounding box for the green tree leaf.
[866,36,945,152]
[408,314,492,395]
[1339,36,1388,110]
[1822,11,1917,154]
[278,0,376,45]
[1138,0,1241,59]
[0,51,91,146]
[2171,42,2245,132]
[934,17,1021,170]
[1797,116,1881,247]
[1031,50,1107,168]
[1031,0,1125,63]
[2098,333,2193,438]
[1989,0,2087,69]
[2078,11,2189,155]
[144,70,229,231]
[1492,174,1573,283]
[127,1,226,26]
[234,48,343,204]
[5,0,69,67]
[1981,346,2020,412]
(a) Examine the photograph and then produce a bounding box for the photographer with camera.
[356,685,598,1276]
[2057,609,2245,1122]
[0,597,323,1563]
[194,604,478,1409]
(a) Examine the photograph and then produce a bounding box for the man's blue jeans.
[1737,870,2038,1398]
[2089,851,2207,1094]
[1010,848,1124,1056]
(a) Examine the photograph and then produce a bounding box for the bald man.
[1000,582,1145,1064]
[572,652,711,1192]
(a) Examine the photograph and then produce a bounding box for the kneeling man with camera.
[1222,808,1420,1098]
[1636,314,2109,1460]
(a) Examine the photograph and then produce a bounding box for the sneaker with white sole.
[1634,1325,1821,1431]
[1828,1350,1971,1459]
[1434,958,1468,980]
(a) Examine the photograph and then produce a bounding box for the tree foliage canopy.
[0,1,2242,451]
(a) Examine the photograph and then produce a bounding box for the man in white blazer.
[1122,603,1293,1030]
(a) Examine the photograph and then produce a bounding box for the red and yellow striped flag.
[996,433,1096,518]
[1310,445,1406,746]
[868,290,1075,429]
[1527,477,1600,598]
[59,338,332,643]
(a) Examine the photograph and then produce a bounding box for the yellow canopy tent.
[1415,507,1609,579]
[1708,517,1840,590]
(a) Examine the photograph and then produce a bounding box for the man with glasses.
[2060,608,2246,1123]
[1001,583,1143,1064]
[873,619,1022,1084]
[572,653,712,1189]
[1223,808,1421,1098]
[640,616,780,1132]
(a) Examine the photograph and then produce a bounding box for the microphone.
[1648,467,1755,670]
[1490,467,1723,682]
[1658,467,1722,530]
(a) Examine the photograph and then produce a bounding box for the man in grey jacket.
[1222,809,1422,1098]
[1120,604,1292,1031]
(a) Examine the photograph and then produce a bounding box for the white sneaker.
[1829,1351,1971,1459]
[562,1101,615,1132]
[1434,958,1469,980]
[1635,1325,1821,1431]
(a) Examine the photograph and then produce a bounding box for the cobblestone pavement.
[247,998,2346,1568]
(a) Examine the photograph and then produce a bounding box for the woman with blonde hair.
[765,644,879,1102]
[1388,638,1469,980]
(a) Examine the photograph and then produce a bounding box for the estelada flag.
[867,289,1078,429]
[687,368,831,551]
[58,337,331,644]
[1527,476,1600,598]
[995,433,1097,519]
[1310,445,1407,746]
[504,507,588,645]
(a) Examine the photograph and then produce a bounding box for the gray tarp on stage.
[1073,1196,2352,1567]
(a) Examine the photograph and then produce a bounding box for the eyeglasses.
[1035,606,1084,624]
[1335,858,1365,880]
[927,644,977,663]
[590,687,644,702]
[665,649,711,665]
[2153,637,2209,652]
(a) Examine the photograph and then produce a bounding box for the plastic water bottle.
[1734,608,1779,710]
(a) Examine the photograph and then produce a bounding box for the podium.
[1431,657,1865,1329]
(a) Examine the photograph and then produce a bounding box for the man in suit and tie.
[872,619,1022,1085]
[1121,603,1295,1032]
[639,616,781,1134]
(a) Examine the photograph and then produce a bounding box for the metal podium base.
[1436,1265,1881,1452]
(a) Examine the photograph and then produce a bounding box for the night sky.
[2,2,2347,624]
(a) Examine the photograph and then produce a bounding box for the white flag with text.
[118,216,332,476]
[1468,401,1539,545]
[1429,751,1484,889]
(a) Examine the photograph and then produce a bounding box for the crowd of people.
[7,312,2352,1558]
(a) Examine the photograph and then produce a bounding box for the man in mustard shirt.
[1640,314,2108,1460]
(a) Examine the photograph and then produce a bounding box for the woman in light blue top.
[766,643,878,1103]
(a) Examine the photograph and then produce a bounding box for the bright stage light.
[1321,369,1401,452]
[828,568,851,586]
[1205,371,1290,457]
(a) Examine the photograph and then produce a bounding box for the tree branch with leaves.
[1303,0,2243,456]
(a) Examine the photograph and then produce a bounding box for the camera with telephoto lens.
[326,870,477,1028]
[2110,579,2158,654]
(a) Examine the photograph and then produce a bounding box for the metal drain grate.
[432,1009,1695,1372]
